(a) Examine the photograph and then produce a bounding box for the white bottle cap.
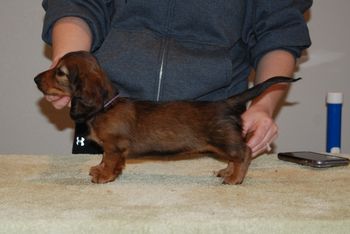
[327,92,343,104]
[330,147,341,154]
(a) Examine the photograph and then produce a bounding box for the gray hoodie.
[42,0,311,102]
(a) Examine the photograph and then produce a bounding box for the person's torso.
[95,0,250,101]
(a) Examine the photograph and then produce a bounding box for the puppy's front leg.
[89,140,128,184]
[90,138,130,183]
[89,152,125,183]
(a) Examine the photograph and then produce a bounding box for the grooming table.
[1,154,349,233]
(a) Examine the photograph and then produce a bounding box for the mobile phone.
[277,151,349,168]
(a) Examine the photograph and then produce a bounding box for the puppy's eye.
[55,67,69,87]
[56,68,67,77]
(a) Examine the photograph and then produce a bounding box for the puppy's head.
[34,51,115,123]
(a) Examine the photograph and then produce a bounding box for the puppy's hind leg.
[216,161,234,178]
[209,122,252,184]
[221,146,252,185]
[207,143,251,184]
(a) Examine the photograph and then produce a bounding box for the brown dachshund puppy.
[34,51,300,185]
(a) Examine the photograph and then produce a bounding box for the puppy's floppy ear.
[68,63,109,123]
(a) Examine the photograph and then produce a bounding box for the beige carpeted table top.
[0,153,349,234]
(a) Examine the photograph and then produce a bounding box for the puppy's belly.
[130,133,204,156]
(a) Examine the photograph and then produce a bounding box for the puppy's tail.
[226,76,301,112]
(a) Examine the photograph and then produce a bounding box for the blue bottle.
[326,92,343,153]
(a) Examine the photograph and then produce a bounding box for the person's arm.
[241,0,311,157]
[45,17,93,109]
[242,50,296,157]
[51,17,92,65]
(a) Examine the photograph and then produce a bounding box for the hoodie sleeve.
[244,0,312,68]
[293,0,313,13]
[41,0,114,52]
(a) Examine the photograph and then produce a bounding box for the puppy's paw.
[216,167,233,178]
[216,162,234,178]
[222,176,243,185]
[89,164,119,184]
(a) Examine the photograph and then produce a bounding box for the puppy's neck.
[83,93,120,122]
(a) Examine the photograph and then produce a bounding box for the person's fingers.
[45,95,71,109]
[45,95,60,102]
[49,58,60,69]
[246,118,273,148]
[251,131,278,158]
[245,118,278,157]
[242,118,253,137]
[53,96,71,109]
[253,121,277,152]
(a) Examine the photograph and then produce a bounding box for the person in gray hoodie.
[40,0,312,156]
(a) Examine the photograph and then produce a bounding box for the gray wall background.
[0,0,349,155]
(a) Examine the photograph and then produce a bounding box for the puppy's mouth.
[43,87,71,97]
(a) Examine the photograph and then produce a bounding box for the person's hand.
[241,104,278,157]
[45,95,71,109]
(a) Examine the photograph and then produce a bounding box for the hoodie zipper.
[156,0,175,101]
[156,38,169,101]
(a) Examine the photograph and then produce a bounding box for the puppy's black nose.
[34,75,41,85]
